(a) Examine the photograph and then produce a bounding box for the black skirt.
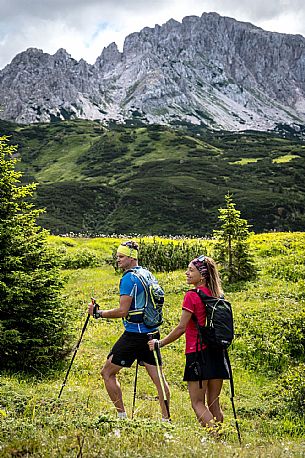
[183,346,230,381]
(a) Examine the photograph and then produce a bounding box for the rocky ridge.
[1,12,305,130]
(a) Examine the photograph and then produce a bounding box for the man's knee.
[101,359,113,381]
[101,365,107,380]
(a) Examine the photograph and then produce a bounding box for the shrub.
[234,303,305,373]
[265,364,305,416]
[279,364,305,413]
[60,247,102,269]
[268,257,305,282]
[108,238,211,272]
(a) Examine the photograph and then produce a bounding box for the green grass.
[272,154,301,163]
[1,232,305,456]
[35,140,96,182]
[229,158,260,165]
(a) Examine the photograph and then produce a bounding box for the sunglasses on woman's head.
[197,255,206,262]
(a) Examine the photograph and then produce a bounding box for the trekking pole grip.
[148,333,158,348]
[148,334,162,366]
[91,297,100,319]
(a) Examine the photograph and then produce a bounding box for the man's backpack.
[125,268,165,328]
[192,289,234,349]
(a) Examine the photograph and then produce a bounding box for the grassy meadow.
[1,232,305,457]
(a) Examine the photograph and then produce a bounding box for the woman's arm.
[148,309,192,350]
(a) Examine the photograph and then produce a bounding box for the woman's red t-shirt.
[182,285,212,354]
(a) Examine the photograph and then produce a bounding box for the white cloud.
[260,12,305,36]
[1,0,305,69]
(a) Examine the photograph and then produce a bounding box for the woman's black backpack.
[191,289,234,349]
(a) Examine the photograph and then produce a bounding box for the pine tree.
[0,136,71,371]
[213,193,257,283]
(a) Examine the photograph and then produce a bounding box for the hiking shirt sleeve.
[120,272,138,298]
[182,288,208,353]
[119,271,145,311]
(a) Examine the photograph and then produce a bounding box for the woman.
[148,255,230,431]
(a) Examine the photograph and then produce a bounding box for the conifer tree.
[0,136,71,371]
[213,193,257,283]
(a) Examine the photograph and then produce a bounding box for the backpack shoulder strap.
[192,288,225,301]
[122,268,136,277]
[190,289,207,324]
[191,288,215,303]
[122,268,137,284]
[124,268,149,294]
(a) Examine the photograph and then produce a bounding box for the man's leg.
[144,363,170,419]
[101,355,126,414]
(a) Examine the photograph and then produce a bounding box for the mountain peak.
[1,12,305,130]
[10,47,44,63]
[53,48,71,59]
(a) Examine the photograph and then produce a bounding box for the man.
[88,240,170,420]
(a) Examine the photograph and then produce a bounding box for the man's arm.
[88,295,132,319]
[101,295,132,318]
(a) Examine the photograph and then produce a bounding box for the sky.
[1,0,305,70]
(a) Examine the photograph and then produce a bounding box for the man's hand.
[88,297,101,318]
[88,300,95,316]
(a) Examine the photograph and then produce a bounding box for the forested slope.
[1,119,305,235]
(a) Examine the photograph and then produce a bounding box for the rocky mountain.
[1,12,305,131]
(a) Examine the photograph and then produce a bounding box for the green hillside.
[2,119,305,235]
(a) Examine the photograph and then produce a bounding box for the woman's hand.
[148,339,159,351]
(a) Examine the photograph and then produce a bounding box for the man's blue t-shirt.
[120,266,158,333]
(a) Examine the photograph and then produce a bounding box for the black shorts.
[183,347,230,381]
[108,331,160,368]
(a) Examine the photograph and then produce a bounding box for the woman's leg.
[188,381,215,428]
[206,379,224,423]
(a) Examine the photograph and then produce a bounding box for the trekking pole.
[131,360,139,419]
[231,394,242,445]
[149,335,170,420]
[58,298,99,399]
[224,349,242,445]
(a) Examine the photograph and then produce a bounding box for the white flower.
[113,429,121,438]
